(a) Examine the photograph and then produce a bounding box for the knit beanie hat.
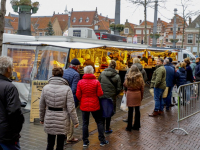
[71,58,81,65]
[168,57,173,63]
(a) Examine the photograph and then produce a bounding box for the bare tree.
[128,0,165,45]
[180,0,200,48]
[0,0,6,55]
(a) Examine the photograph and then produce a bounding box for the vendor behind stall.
[83,54,95,70]
[141,54,148,64]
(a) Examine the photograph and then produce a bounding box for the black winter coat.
[176,68,187,87]
[186,65,194,82]
[0,74,24,144]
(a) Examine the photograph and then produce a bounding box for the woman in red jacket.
[76,65,109,147]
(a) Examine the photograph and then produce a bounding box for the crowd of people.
[1,55,200,150]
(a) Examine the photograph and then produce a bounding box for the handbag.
[120,94,128,112]
[100,98,115,118]
[162,87,169,98]
[149,87,169,98]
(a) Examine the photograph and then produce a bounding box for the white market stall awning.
[6,41,105,49]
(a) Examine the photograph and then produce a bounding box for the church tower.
[64,5,68,14]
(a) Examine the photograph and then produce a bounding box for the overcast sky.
[5,0,200,25]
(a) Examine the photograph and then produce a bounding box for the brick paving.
[19,86,200,150]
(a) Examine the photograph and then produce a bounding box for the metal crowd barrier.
[171,82,200,135]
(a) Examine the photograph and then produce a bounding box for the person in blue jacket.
[63,58,80,143]
[163,58,175,111]
[176,62,187,87]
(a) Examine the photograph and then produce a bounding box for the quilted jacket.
[39,77,79,135]
[76,74,104,112]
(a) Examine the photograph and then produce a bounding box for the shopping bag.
[100,98,115,118]
[149,88,154,97]
[162,87,169,98]
[120,94,128,112]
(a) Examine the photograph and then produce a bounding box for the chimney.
[158,18,161,21]
[53,11,55,15]
[105,15,108,21]
[139,20,142,24]
[100,13,102,16]
[71,8,73,12]
[126,19,128,23]
[189,17,192,25]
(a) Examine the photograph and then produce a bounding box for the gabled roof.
[5,16,18,22]
[52,14,69,22]
[92,20,110,31]
[129,22,136,31]
[187,14,200,28]
[59,21,68,31]
[140,21,154,26]
[161,20,168,27]
[71,11,96,26]
[10,21,35,32]
[35,17,52,29]
[98,15,115,22]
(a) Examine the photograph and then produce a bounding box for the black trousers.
[47,134,65,150]
[127,106,140,129]
[82,110,105,143]
[103,117,111,131]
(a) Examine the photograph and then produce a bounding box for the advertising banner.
[30,80,48,122]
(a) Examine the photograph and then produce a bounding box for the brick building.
[165,14,187,48]
[184,15,200,55]
[120,19,136,43]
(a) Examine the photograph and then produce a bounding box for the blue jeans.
[163,87,173,110]
[0,142,20,150]
[186,81,191,102]
[154,88,164,111]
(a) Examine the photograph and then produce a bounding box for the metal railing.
[171,82,200,135]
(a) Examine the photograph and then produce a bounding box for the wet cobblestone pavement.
[20,86,200,150]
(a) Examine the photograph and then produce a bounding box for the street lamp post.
[196,23,200,56]
[68,11,71,30]
[173,8,178,48]
[152,0,158,47]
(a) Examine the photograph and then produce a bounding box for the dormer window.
[86,17,89,23]
[73,17,76,23]
[79,17,83,23]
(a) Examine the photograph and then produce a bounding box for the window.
[79,17,83,23]
[7,30,11,34]
[124,28,129,34]
[188,34,193,43]
[35,50,68,80]
[196,34,200,43]
[177,35,182,42]
[94,25,98,30]
[193,47,197,52]
[73,30,81,37]
[171,28,173,31]
[157,26,161,33]
[168,35,173,39]
[178,28,180,31]
[86,17,89,23]
[7,48,36,83]
[166,39,168,42]
[73,17,76,23]
[39,32,43,36]
[137,36,141,43]
[143,30,149,34]
[136,30,141,34]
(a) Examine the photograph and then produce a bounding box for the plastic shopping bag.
[120,94,128,112]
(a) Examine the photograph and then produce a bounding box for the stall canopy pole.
[25,47,40,110]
